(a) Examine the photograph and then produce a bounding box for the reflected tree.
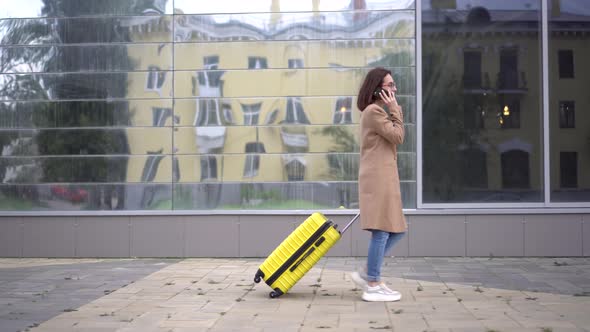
[319,125,359,208]
[422,49,480,202]
[0,0,166,209]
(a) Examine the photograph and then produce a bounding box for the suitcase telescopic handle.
[339,213,360,234]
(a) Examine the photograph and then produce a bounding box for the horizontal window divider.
[0,14,174,21]
[0,42,173,47]
[179,66,415,72]
[0,9,414,21]
[2,97,173,102]
[185,94,415,99]
[0,126,173,130]
[173,9,415,17]
[0,154,170,158]
[0,41,174,47]
[173,37,416,44]
[1,70,174,75]
[0,37,414,47]
[1,207,588,217]
[0,66,415,75]
[173,66,416,71]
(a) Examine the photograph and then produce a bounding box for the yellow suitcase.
[254,212,359,298]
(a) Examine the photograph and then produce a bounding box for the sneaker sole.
[362,293,402,302]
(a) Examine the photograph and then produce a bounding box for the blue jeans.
[366,230,405,282]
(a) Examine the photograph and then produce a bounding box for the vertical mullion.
[416,0,423,209]
[542,0,550,206]
[171,1,176,210]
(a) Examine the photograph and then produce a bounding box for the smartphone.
[373,87,385,97]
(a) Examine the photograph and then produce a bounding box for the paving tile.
[1,257,590,332]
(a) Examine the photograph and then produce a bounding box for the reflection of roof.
[422,9,590,34]
[175,11,413,42]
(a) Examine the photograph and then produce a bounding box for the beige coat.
[358,103,407,233]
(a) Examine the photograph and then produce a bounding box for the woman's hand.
[379,89,399,109]
[379,89,402,119]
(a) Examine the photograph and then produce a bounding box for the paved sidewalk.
[1,257,589,332]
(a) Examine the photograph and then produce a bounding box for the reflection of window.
[200,156,217,181]
[173,156,180,182]
[333,97,352,124]
[195,99,222,126]
[501,150,529,188]
[559,101,575,128]
[558,50,574,78]
[141,150,164,182]
[248,57,268,69]
[288,59,304,68]
[284,156,305,181]
[463,95,484,129]
[152,107,172,126]
[500,97,520,129]
[264,109,279,124]
[499,49,518,89]
[560,152,577,188]
[241,103,261,125]
[243,142,265,178]
[461,149,487,188]
[222,102,234,125]
[147,66,166,90]
[463,51,481,88]
[198,55,222,87]
[285,98,310,124]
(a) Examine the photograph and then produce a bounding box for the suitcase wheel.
[254,269,264,283]
[269,288,284,298]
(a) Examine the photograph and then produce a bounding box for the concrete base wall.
[1,214,588,257]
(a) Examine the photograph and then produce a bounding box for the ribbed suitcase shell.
[255,212,341,298]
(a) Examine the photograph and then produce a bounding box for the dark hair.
[356,67,391,111]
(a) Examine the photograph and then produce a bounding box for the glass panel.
[174,11,414,42]
[0,44,172,73]
[174,0,414,14]
[172,182,361,210]
[0,183,173,211]
[174,67,415,98]
[422,0,543,203]
[174,96,415,127]
[174,39,415,70]
[0,128,172,155]
[549,0,590,202]
[175,97,369,126]
[0,100,173,128]
[0,16,172,45]
[0,72,172,100]
[0,0,173,18]
[0,155,177,184]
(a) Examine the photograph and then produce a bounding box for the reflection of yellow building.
[120,5,416,208]
[423,4,590,202]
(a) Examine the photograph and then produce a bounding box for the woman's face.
[381,74,397,94]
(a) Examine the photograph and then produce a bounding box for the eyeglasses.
[382,82,397,89]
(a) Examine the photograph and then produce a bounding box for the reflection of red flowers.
[51,185,88,203]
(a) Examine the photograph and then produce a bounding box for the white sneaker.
[380,283,402,297]
[362,284,402,302]
[350,271,368,289]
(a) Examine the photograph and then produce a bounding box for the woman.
[351,67,407,302]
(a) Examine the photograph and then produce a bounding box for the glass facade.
[421,0,589,206]
[0,0,587,212]
[549,1,590,202]
[422,0,543,203]
[0,0,417,211]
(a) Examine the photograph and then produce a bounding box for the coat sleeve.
[367,106,404,145]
